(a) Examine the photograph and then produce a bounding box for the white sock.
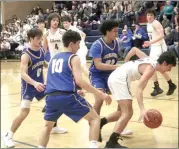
[89,140,98,148]
[7,130,14,138]
[38,145,45,148]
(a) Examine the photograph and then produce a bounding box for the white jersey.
[46,28,66,58]
[147,20,166,46]
[68,25,86,47]
[110,57,157,82]
[68,25,88,65]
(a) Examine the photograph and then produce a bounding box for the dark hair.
[27,28,43,41]
[157,51,176,66]
[99,20,119,35]
[62,30,81,47]
[47,13,60,28]
[146,9,156,17]
[61,15,72,23]
[37,18,45,24]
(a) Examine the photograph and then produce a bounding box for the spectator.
[159,1,174,21]
[119,29,132,59]
[162,14,171,28]
[164,26,174,46]
[1,38,11,59]
[133,1,143,23]
[132,23,148,48]
[168,26,179,58]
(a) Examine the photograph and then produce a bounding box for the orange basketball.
[143,109,163,129]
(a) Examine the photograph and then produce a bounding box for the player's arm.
[124,47,148,62]
[81,31,86,40]
[20,54,45,92]
[71,56,112,105]
[150,21,165,44]
[43,34,48,53]
[94,58,119,70]
[136,65,155,112]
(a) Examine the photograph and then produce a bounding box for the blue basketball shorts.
[21,85,45,101]
[89,72,110,92]
[44,93,91,123]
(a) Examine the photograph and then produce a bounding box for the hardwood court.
[1,61,178,148]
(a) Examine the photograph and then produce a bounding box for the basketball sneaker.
[51,126,68,134]
[166,83,177,95]
[98,129,133,142]
[3,132,15,148]
[105,137,127,148]
[151,87,163,96]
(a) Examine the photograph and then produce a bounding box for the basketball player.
[38,30,112,148]
[62,15,89,76]
[100,47,176,148]
[89,20,133,141]
[42,13,68,134]
[43,13,66,59]
[143,9,177,96]
[3,28,46,148]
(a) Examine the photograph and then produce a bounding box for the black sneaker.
[151,87,163,96]
[105,138,128,148]
[166,83,177,95]
[42,106,46,113]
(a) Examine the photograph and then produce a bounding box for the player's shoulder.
[152,20,162,27]
[59,28,66,35]
[45,29,50,37]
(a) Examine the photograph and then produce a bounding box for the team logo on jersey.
[50,39,61,43]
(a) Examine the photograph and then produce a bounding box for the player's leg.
[162,72,177,95]
[105,100,132,148]
[4,99,32,148]
[38,95,63,147]
[149,47,163,96]
[38,120,56,147]
[89,74,105,115]
[124,47,148,62]
[37,92,68,134]
[84,109,101,148]
[64,93,100,148]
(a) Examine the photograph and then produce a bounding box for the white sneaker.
[3,132,15,148]
[120,129,133,136]
[51,126,68,134]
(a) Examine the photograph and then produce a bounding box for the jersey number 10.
[52,59,64,73]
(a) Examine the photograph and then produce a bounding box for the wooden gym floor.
[1,61,178,148]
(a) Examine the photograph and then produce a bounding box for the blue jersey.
[21,47,45,100]
[45,52,77,94]
[89,38,120,77]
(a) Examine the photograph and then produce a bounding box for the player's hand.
[100,92,112,105]
[77,90,85,97]
[138,109,149,122]
[142,41,151,48]
[34,82,46,92]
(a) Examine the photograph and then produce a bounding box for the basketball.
[144,109,163,129]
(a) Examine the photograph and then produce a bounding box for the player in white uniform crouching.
[100,47,176,148]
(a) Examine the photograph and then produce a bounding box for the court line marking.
[130,120,178,129]
[14,140,37,148]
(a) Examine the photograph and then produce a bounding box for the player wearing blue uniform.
[4,28,46,148]
[38,30,112,148]
[40,14,68,134]
[89,20,133,142]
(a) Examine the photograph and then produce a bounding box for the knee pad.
[21,100,31,109]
